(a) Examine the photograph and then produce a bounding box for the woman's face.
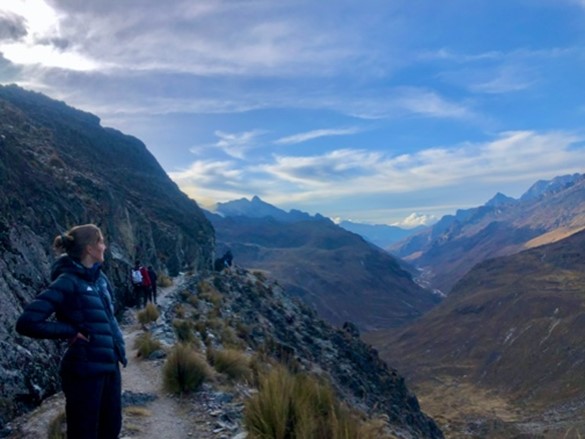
[86,233,107,264]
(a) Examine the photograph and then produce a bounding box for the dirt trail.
[120,275,211,438]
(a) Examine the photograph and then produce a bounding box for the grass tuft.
[124,406,152,417]
[133,332,163,359]
[137,303,159,325]
[162,344,210,395]
[208,348,252,381]
[157,274,173,288]
[47,411,66,439]
[173,319,195,343]
[244,365,368,439]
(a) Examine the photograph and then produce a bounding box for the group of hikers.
[131,261,158,307]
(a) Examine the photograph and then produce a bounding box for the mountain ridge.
[391,173,585,293]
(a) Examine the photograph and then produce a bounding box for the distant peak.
[485,192,517,207]
[520,173,584,202]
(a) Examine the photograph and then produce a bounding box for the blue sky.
[1,0,585,226]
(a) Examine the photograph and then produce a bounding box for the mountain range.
[207,196,441,330]
[216,195,424,248]
[390,173,585,294]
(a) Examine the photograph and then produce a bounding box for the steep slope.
[0,85,214,429]
[391,173,585,293]
[208,210,441,331]
[367,228,585,437]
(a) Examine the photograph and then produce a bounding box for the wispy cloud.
[274,127,361,145]
[173,130,584,208]
[469,66,536,94]
[169,159,244,185]
[209,130,267,159]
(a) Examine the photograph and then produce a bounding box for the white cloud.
[274,127,361,145]
[169,159,244,185]
[345,87,475,120]
[1,0,358,77]
[392,213,437,228]
[0,0,103,71]
[259,149,383,186]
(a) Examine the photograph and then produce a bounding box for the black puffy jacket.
[16,255,127,376]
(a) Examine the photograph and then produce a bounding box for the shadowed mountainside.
[366,228,585,438]
[207,204,441,331]
[0,84,214,429]
[391,174,585,293]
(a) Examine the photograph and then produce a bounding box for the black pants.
[138,285,152,307]
[132,284,142,307]
[61,367,122,439]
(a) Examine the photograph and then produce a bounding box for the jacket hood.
[50,255,102,282]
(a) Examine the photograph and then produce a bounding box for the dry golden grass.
[47,411,66,439]
[220,325,246,349]
[137,303,159,325]
[123,423,142,433]
[157,273,173,288]
[198,280,224,306]
[174,303,186,318]
[410,375,525,438]
[163,344,210,395]
[133,332,163,359]
[172,319,195,343]
[208,348,252,382]
[524,225,585,249]
[244,365,376,439]
[124,406,152,417]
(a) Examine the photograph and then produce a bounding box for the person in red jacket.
[139,263,152,306]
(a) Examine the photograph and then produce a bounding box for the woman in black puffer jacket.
[16,224,127,439]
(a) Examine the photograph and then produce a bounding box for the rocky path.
[119,275,211,438]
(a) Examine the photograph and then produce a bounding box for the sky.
[1,0,585,227]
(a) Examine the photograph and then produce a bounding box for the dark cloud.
[0,53,22,81]
[36,37,71,50]
[0,13,28,42]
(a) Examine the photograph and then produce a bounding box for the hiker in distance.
[139,263,152,305]
[131,260,144,307]
[16,224,127,439]
[213,249,233,272]
[131,261,152,307]
[147,265,158,304]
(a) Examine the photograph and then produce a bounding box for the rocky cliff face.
[0,85,214,429]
